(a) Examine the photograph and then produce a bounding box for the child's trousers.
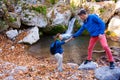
[54,53,63,72]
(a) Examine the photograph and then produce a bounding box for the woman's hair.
[54,33,61,40]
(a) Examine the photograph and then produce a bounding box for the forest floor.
[0,33,120,80]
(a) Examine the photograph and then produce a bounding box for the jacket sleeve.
[92,14,105,34]
[72,25,85,38]
[57,41,65,46]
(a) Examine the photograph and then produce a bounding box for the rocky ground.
[0,33,120,80]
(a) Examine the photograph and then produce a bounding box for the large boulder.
[107,15,120,42]
[35,14,47,28]
[18,27,40,44]
[47,1,71,26]
[95,66,120,80]
[21,10,36,26]
[21,10,47,27]
[115,0,120,16]
[82,1,115,23]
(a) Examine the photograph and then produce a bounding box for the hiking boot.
[84,60,91,64]
[109,62,115,69]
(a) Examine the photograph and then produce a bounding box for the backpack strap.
[54,40,57,48]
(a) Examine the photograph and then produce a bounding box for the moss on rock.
[42,25,67,35]
[0,19,9,32]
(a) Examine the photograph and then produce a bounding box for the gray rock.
[14,66,28,72]
[0,73,4,77]
[110,46,120,56]
[10,66,28,75]
[78,61,98,70]
[18,27,40,44]
[67,63,79,69]
[4,76,15,80]
[115,0,120,15]
[36,14,47,28]
[26,0,37,4]
[0,48,2,53]
[95,66,120,80]
[21,10,47,27]
[21,10,36,26]
[15,6,22,14]
[6,29,18,40]
[47,1,71,26]
[108,16,120,38]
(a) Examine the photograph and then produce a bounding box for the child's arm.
[64,37,74,43]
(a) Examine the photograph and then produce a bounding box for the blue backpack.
[50,41,57,55]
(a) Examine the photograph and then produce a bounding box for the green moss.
[74,20,81,32]
[82,30,89,35]
[112,0,117,3]
[24,14,29,18]
[0,19,9,32]
[106,31,117,37]
[50,0,55,4]
[90,6,95,13]
[99,8,105,13]
[9,16,17,22]
[0,19,6,29]
[106,31,111,35]
[3,0,7,4]
[42,25,67,35]
[29,18,31,20]
[95,0,101,2]
[32,6,47,15]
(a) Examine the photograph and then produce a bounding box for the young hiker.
[51,33,71,72]
[72,9,115,69]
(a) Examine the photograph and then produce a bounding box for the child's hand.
[65,37,74,43]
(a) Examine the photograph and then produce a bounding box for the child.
[52,33,71,72]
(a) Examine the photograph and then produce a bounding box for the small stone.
[67,63,79,69]
[6,30,18,40]
[10,46,15,50]
[0,48,2,53]
[4,76,15,80]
